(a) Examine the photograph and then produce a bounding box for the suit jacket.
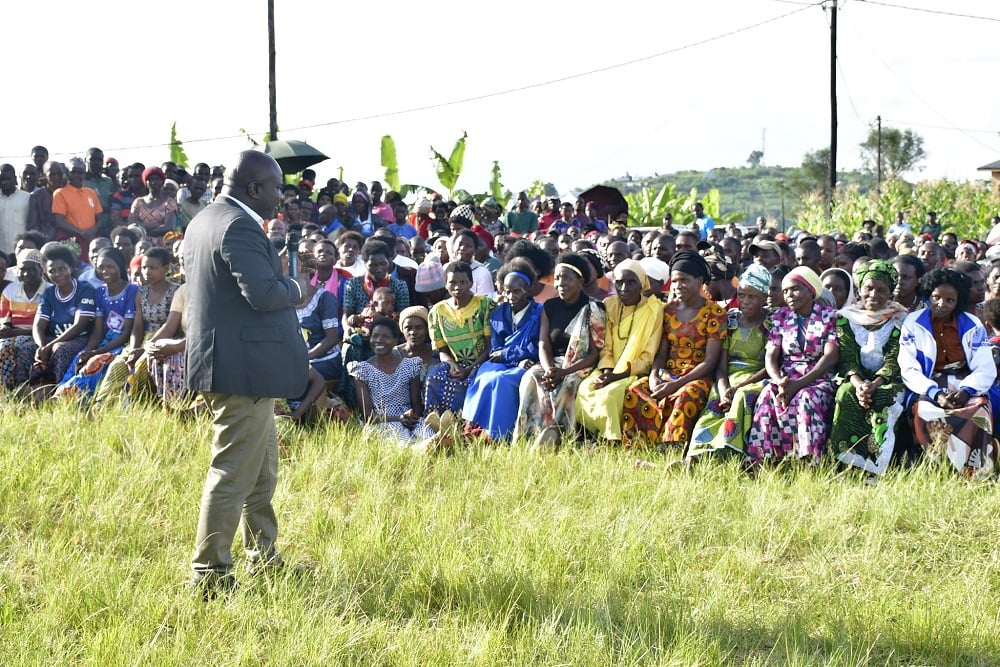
[184,198,308,398]
[393,264,417,305]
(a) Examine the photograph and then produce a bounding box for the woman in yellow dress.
[575,260,663,441]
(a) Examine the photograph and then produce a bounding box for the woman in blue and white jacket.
[898,267,999,479]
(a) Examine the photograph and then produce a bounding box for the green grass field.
[2,400,999,666]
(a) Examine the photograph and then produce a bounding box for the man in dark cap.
[184,150,310,597]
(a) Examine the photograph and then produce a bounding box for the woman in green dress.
[688,263,772,458]
[828,259,908,476]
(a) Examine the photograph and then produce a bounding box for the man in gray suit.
[184,150,308,595]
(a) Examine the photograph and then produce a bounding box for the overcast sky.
[5,0,998,196]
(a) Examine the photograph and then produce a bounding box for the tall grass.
[2,399,999,666]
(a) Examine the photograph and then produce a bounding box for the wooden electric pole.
[268,0,278,140]
[876,115,882,192]
[828,0,838,216]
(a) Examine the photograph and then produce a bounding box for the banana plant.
[625,182,678,226]
[169,122,190,169]
[488,161,512,209]
[379,135,425,197]
[429,131,467,199]
[380,135,400,192]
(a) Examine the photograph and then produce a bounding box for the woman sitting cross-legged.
[395,305,442,382]
[513,252,605,449]
[54,248,138,401]
[898,267,999,479]
[688,263,772,459]
[31,243,97,388]
[341,238,409,404]
[94,247,180,405]
[285,276,343,422]
[828,260,909,478]
[575,259,664,442]
[746,266,839,465]
[144,284,188,407]
[0,249,49,390]
[350,317,434,444]
[622,250,726,450]
[462,260,543,440]
[424,261,494,426]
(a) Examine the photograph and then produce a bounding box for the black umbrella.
[264,139,329,174]
[577,184,628,220]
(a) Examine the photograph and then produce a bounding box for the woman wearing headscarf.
[820,267,855,310]
[898,267,999,478]
[0,249,49,389]
[461,261,543,440]
[129,166,178,244]
[513,252,605,448]
[396,305,442,381]
[53,247,138,400]
[575,259,664,442]
[350,189,383,237]
[622,250,727,449]
[688,263,772,458]
[828,260,909,476]
[747,266,839,464]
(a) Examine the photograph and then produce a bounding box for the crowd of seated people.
[4,146,1000,479]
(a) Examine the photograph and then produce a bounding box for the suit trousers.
[191,392,279,576]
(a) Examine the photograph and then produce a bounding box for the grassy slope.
[2,401,999,666]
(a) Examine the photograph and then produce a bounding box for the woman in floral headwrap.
[828,260,909,476]
[747,266,839,464]
[688,263,772,458]
[576,259,663,442]
[622,250,726,449]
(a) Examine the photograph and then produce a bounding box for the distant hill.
[599,166,873,224]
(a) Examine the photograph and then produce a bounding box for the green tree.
[860,127,926,180]
[794,147,830,195]
[746,150,764,168]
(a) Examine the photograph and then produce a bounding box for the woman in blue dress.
[31,243,97,386]
[55,247,138,400]
[462,260,543,440]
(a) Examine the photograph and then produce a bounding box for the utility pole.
[876,115,882,192]
[780,180,786,232]
[828,0,838,217]
[268,0,278,140]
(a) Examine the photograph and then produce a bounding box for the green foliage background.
[797,178,996,239]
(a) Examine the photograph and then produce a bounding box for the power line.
[841,12,1000,153]
[857,0,1000,22]
[881,118,1000,135]
[0,2,821,161]
[836,55,867,127]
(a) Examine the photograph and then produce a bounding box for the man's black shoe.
[190,570,237,600]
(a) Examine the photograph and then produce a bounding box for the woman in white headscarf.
[575,259,663,442]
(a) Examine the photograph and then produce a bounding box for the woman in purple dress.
[746,266,839,464]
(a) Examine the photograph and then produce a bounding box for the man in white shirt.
[887,211,911,237]
[0,164,30,254]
